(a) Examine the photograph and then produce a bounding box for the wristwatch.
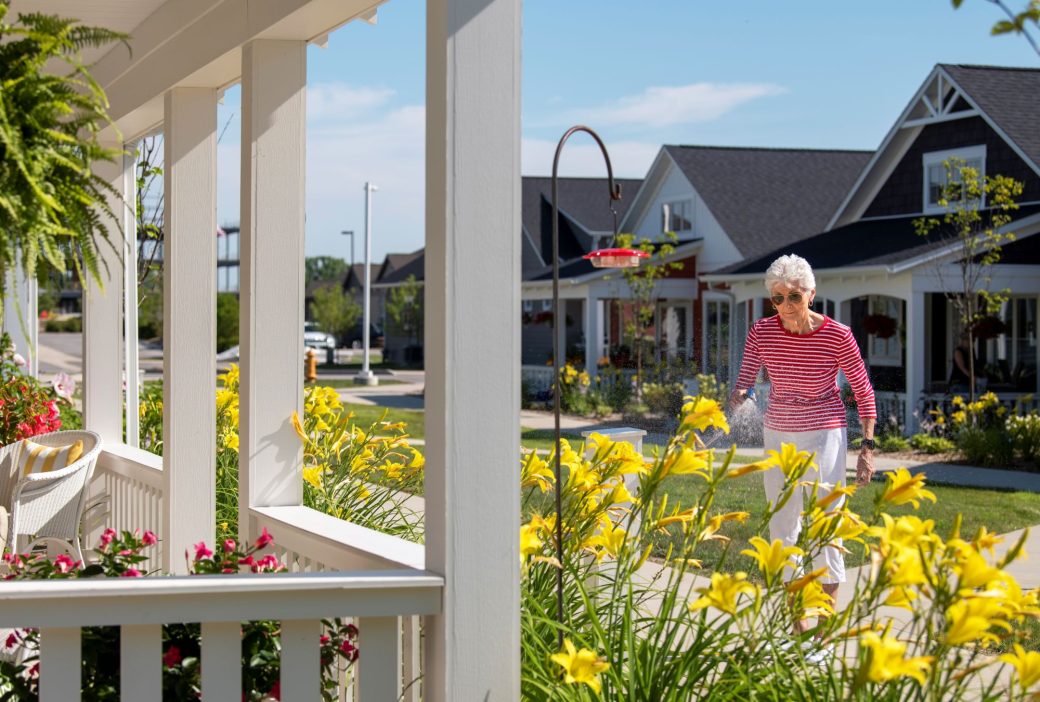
[861,438,876,450]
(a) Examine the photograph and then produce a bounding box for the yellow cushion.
[18,439,84,477]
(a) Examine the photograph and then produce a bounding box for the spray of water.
[729,398,764,448]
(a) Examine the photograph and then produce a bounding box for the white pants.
[762,427,847,585]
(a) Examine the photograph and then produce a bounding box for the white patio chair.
[0,430,103,563]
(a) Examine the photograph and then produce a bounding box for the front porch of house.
[0,0,521,699]
[707,263,1040,434]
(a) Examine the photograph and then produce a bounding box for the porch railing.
[34,447,436,700]
[0,570,442,701]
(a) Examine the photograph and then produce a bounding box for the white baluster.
[120,624,161,698]
[39,627,81,702]
[359,617,400,700]
[202,621,241,701]
[280,620,320,699]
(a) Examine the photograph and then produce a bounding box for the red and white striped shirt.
[734,315,876,432]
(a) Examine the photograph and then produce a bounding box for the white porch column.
[425,0,521,698]
[238,40,307,542]
[163,88,217,573]
[82,148,127,442]
[3,266,38,378]
[905,292,926,433]
[584,295,597,373]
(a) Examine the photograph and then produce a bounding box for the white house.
[0,0,520,699]
[702,64,1040,432]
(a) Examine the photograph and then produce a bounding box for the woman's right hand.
[728,390,746,411]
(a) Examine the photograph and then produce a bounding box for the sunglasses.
[771,292,805,306]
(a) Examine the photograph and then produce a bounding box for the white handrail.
[0,570,443,627]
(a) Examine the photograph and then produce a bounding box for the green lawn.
[655,475,1040,578]
[344,403,425,438]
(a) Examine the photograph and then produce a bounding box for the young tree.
[386,274,424,346]
[951,0,1040,57]
[914,158,1023,401]
[309,285,360,345]
[616,232,684,401]
[0,7,127,317]
[305,256,349,286]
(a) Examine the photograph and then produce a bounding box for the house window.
[541,299,552,311]
[702,296,731,378]
[661,200,694,233]
[523,300,533,312]
[923,145,985,213]
[866,296,903,367]
[984,296,1037,392]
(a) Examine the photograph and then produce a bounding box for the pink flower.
[12,353,26,367]
[51,372,75,400]
[251,554,280,573]
[45,400,60,421]
[54,554,76,574]
[223,538,236,553]
[255,527,274,549]
[100,528,116,549]
[28,663,39,678]
[118,549,133,556]
[238,555,256,567]
[162,645,182,668]
[320,634,330,645]
[121,568,142,578]
[5,632,19,649]
[340,640,358,661]
[142,531,158,546]
[194,542,214,561]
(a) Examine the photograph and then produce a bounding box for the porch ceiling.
[8,0,383,140]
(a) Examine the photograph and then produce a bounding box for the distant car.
[304,322,336,350]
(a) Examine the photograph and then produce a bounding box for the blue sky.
[214,0,1038,264]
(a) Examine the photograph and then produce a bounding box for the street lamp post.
[550,126,647,646]
[354,182,378,386]
[341,229,355,269]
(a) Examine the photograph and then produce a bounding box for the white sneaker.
[803,642,834,666]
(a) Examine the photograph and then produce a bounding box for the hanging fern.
[0,2,128,306]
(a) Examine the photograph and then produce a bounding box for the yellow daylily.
[302,465,323,489]
[766,443,816,478]
[700,511,750,542]
[785,567,829,594]
[662,447,711,479]
[680,396,730,434]
[550,639,610,694]
[1000,644,1040,692]
[859,632,934,685]
[740,537,802,585]
[952,545,1007,591]
[869,514,940,555]
[794,580,835,619]
[291,411,308,443]
[884,586,919,611]
[689,572,757,616]
[880,468,937,509]
[520,523,543,561]
[724,459,773,479]
[944,595,1012,646]
[973,526,1003,556]
[586,518,628,561]
[521,451,555,493]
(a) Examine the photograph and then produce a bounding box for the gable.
[863,116,1040,218]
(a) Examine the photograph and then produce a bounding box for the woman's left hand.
[855,449,875,486]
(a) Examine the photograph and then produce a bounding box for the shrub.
[960,427,1015,468]
[878,434,910,453]
[519,395,1040,700]
[909,433,956,454]
[215,292,239,352]
[641,381,684,416]
[587,366,633,413]
[0,333,80,443]
[556,364,592,416]
[1007,413,1040,463]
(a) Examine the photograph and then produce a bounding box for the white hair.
[764,254,816,293]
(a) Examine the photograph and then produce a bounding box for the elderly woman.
[729,254,876,629]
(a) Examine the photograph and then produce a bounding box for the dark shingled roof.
[943,64,1040,171]
[378,250,425,285]
[663,146,872,266]
[522,176,643,278]
[713,204,1040,275]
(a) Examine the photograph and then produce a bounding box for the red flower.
[194,542,214,561]
[340,640,359,662]
[162,645,182,668]
[255,527,274,549]
[223,538,236,553]
[5,632,19,649]
[267,681,281,700]
[121,568,142,578]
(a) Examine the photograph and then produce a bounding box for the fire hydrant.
[304,348,317,383]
